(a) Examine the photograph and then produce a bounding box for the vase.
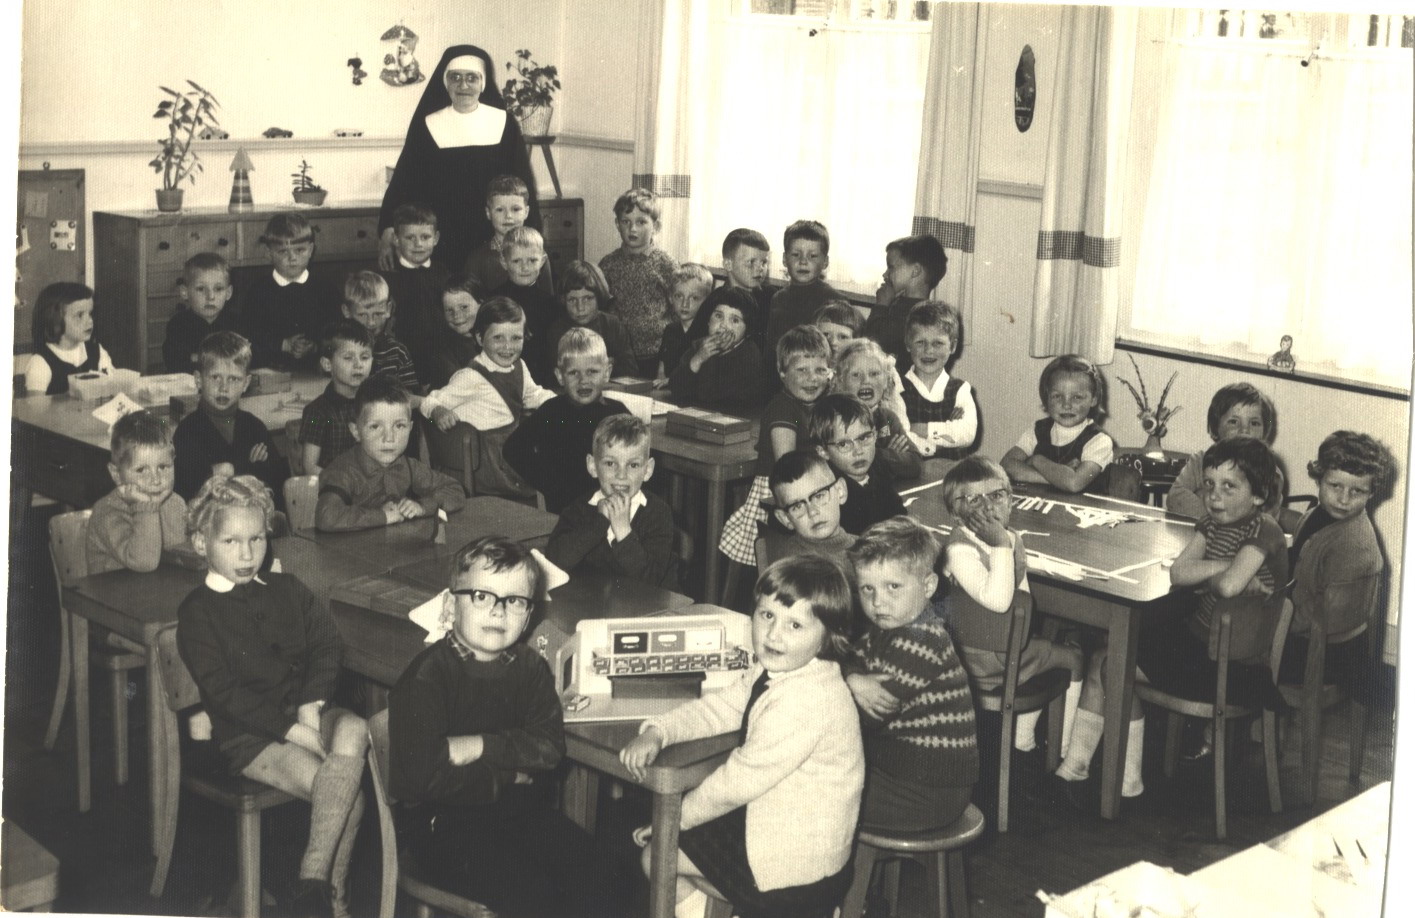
[292,189,328,207]
[155,188,184,212]
[1142,433,1165,457]
[518,104,553,138]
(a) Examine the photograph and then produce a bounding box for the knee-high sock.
[1060,680,1083,757]
[1056,709,1104,781]
[1122,717,1146,798]
[1014,710,1041,751]
[328,787,365,917]
[301,753,364,882]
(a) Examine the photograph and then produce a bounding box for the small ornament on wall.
[348,56,367,86]
[1015,45,1036,132]
[1268,335,1296,372]
[380,24,424,87]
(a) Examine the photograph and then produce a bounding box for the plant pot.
[518,105,553,138]
[1142,433,1165,457]
[292,189,328,207]
[155,188,184,212]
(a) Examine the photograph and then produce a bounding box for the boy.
[685,228,774,344]
[381,203,451,384]
[238,213,340,370]
[343,270,421,395]
[298,320,373,473]
[845,517,979,832]
[163,252,239,372]
[315,376,465,531]
[489,226,558,386]
[173,331,289,505]
[864,234,947,373]
[762,220,840,382]
[900,301,978,459]
[545,261,639,377]
[427,274,482,390]
[765,451,852,566]
[502,328,630,513]
[87,412,187,574]
[464,174,553,294]
[545,414,678,589]
[598,188,679,362]
[808,394,906,536]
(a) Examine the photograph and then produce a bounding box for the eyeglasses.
[960,487,1010,512]
[782,478,839,519]
[828,429,877,453]
[450,588,534,616]
[446,72,483,86]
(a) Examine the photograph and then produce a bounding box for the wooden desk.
[1,822,60,912]
[906,480,1194,819]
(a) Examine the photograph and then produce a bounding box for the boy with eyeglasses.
[764,451,852,567]
[809,394,906,536]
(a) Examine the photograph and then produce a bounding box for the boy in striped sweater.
[845,517,979,831]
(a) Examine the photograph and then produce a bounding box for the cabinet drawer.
[181,222,238,259]
[310,216,379,256]
[540,211,580,244]
[144,225,186,266]
[12,422,114,507]
[147,268,184,298]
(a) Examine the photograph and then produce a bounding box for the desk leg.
[1099,605,1141,820]
[71,613,91,813]
[562,764,600,835]
[147,644,167,856]
[702,480,726,605]
[649,791,683,918]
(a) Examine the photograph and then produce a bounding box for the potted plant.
[1116,353,1181,457]
[502,49,561,137]
[149,80,221,212]
[290,160,327,206]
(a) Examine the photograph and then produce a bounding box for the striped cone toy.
[228,148,254,213]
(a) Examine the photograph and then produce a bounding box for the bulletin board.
[15,169,85,355]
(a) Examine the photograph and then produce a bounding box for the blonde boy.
[87,412,187,574]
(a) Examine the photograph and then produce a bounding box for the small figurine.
[347,55,367,86]
[1268,335,1296,373]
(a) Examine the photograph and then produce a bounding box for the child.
[716,324,831,567]
[389,537,608,918]
[23,282,114,395]
[298,320,373,473]
[238,213,340,370]
[463,174,553,295]
[489,225,559,385]
[654,262,714,384]
[176,474,366,917]
[685,228,774,345]
[808,394,906,535]
[86,412,187,574]
[762,220,840,380]
[315,377,464,531]
[620,556,864,918]
[545,414,678,589]
[941,457,1086,761]
[1168,382,1280,521]
[342,270,421,396]
[421,297,554,499]
[502,328,630,513]
[163,252,240,372]
[173,331,289,504]
[765,451,853,567]
[845,517,979,831]
[900,301,978,460]
[864,234,948,373]
[546,260,640,377]
[813,301,863,358]
[667,288,765,417]
[598,188,678,363]
[1001,354,1113,494]
[381,203,451,383]
[426,274,482,390]
[832,338,920,481]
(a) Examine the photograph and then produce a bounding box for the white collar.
[205,570,267,592]
[273,269,309,286]
[1048,420,1091,446]
[49,340,91,360]
[473,351,518,373]
[904,365,953,398]
[425,104,505,148]
[398,254,431,269]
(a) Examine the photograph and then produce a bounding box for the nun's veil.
[407,44,506,127]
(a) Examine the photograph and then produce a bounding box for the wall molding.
[19,132,635,160]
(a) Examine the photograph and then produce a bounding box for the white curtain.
[1031,5,1136,363]
[1130,39,1413,386]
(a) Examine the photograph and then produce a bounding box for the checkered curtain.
[911,2,985,319]
[1030,5,1137,363]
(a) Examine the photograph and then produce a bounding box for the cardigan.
[316,445,466,531]
[172,405,289,503]
[501,395,630,513]
[1290,508,1384,636]
[643,658,864,892]
[544,490,678,589]
[85,488,188,575]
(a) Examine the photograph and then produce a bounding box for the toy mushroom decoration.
[1267,335,1296,373]
[380,24,424,86]
[1117,353,1180,457]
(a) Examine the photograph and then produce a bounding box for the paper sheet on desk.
[92,392,145,428]
[410,550,570,642]
[611,391,672,421]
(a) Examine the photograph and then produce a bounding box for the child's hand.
[432,406,459,432]
[288,334,315,359]
[249,442,269,463]
[969,503,1011,548]
[600,492,634,541]
[886,433,916,455]
[631,825,653,848]
[512,771,533,785]
[395,498,423,520]
[383,501,403,525]
[115,483,156,506]
[875,280,896,307]
[619,728,664,782]
[651,375,669,390]
[847,673,901,719]
[211,462,236,480]
[297,701,324,734]
[285,721,325,757]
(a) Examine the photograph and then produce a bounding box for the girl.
[1001,354,1114,494]
[667,288,765,417]
[832,338,920,480]
[176,475,367,918]
[426,274,482,389]
[656,262,714,385]
[598,188,679,362]
[546,260,639,377]
[24,282,115,395]
[1168,382,1282,521]
[621,556,864,918]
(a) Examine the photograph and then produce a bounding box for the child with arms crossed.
[900,301,978,460]
[1168,382,1281,520]
[1002,354,1113,494]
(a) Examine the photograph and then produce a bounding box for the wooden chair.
[149,625,296,917]
[840,804,986,918]
[1278,571,1383,804]
[46,510,145,787]
[970,601,1070,833]
[282,475,319,532]
[1278,493,1318,536]
[423,418,481,497]
[366,709,496,918]
[1135,591,1293,839]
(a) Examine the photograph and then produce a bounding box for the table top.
[647,414,758,480]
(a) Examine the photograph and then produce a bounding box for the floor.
[4,501,1397,917]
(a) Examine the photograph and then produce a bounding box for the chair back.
[365,709,399,918]
[155,624,204,713]
[284,419,305,476]
[49,509,93,589]
[423,418,479,496]
[1319,572,1382,647]
[367,708,396,807]
[283,475,320,531]
[1207,588,1288,666]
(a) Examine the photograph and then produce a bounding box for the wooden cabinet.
[539,197,584,279]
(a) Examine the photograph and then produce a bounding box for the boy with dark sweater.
[808,394,907,535]
[490,226,559,387]
[463,174,553,295]
[238,212,341,371]
[546,414,678,590]
[298,320,373,473]
[762,220,840,385]
[381,202,451,384]
[163,252,240,372]
[503,328,630,514]
[764,451,853,567]
[864,234,947,374]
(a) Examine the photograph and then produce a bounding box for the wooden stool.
[524,136,562,197]
[1,822,60,912]
[840,805,986,918]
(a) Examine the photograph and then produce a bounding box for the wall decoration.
[380,24,425,87]
[1015,45,1036,132]
[347,56,367,86]
[1116,353,1180,455]
[1267,336,1297,372]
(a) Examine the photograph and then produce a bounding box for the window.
[1121,9,1412,389]
[747,0,930,23]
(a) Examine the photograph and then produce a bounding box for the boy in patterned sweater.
[845,516,979,831]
